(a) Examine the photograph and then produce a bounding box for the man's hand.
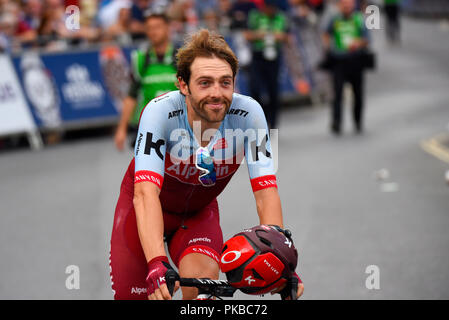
[114,126,127,151]
[146,256,180,300]
[349,39,367,52]
[271,272,304,300]
[114,96,137,151]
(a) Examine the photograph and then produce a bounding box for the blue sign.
[12,47,133,128]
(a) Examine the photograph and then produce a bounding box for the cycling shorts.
[109,172,223,300]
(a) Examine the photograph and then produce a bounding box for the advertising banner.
[11,47,132,129]
[0,55,37,136]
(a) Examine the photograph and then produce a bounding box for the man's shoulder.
[227,93,266,128]
[231,93,261,111]
[139,90,183,122]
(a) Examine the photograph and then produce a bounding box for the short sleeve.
[133,97,170,189]
[242,98,278,192]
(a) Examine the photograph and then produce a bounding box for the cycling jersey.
[133,90,277,214]
[327,12,367,53]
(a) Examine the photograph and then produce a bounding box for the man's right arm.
[115,49,142,151]
[133,181,166,261]
[134,180,176,300]
[114,96,137,151]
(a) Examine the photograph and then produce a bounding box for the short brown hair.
[176,29,239,84]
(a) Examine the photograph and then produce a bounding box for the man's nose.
[209,82,221,98]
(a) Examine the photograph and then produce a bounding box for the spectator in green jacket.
[114,9,178,151]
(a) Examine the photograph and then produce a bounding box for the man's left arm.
[253,187,283,227]
[253,186,304,299]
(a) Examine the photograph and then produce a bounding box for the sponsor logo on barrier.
[62,64,104,107]
[0,83,14,102]
[20,52,62,128]
[0,55,37,136]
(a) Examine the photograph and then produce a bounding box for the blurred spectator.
[216,0,232,34]
[103,4,132,44]
[244,0,288,129]
[167,0,199,35]
[97,0,131,30]
[114,10,178,151]
[307,0,325,16]
[201,9,219,31]
[289,0,318,27]
[128,0,151,39]
[285,0,319,96]
[37,0,67,49]
[22,0,42,31]
[322,0,369,135]
[195,0,218,21]
[384,0,401,44]
[229,0,257,30]
[0,11,17,52]
[0,0,36,51]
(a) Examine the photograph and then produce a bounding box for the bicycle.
[165,269,299,300]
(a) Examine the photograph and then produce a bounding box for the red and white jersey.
[129,90,277,214]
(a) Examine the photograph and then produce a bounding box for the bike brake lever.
[290,276,298,300]
[166,269,179,297]
[280,276,298,300]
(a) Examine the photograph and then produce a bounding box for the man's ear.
[178,77,189,96]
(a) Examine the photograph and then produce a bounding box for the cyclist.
[110,28,304,300]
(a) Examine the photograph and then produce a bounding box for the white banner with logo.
[0,55,37,137]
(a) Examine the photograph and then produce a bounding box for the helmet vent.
[259,236,272,248]
[252,269,264,280]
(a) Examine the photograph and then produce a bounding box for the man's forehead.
[190,56,233,79]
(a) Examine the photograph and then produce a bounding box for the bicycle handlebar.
[166,269,237,299]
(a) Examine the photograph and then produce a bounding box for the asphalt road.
[0,17,448,300]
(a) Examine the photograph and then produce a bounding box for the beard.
[189,95,232,123]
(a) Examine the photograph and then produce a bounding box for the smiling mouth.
[205,102,224,110]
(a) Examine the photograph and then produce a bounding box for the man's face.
[340,0,355,15]
[145,17,169,46]
[179,56,234,124]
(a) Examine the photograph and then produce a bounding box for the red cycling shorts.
[109,173,224,300]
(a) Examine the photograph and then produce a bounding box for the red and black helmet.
[219,225,298,295]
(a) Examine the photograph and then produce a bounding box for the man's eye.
[199,81,209,86]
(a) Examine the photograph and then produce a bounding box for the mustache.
[201,98,231,105]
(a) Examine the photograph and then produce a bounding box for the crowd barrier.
[1,30,325,149]
[402,0,449,18]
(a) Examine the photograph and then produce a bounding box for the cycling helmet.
[219,225,298,295]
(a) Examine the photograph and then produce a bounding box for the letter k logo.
[144,132,165,160]
[245,275,256,285]
[250,134,271,162]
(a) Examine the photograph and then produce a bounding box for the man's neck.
[153,40,169,56]
[342,11,353,19]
